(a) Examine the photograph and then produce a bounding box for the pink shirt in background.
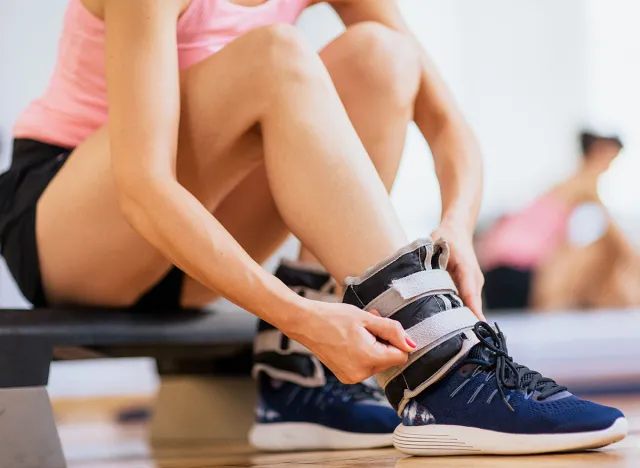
[477,195,572,271]
[13,0,310,149]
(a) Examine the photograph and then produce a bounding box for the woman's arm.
[328,0,483,233]
[104,0,303,329]
[329,0,485,317]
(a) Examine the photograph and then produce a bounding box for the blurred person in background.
[478,131,640,311]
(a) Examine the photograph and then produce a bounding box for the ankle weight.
[343,238,478,413]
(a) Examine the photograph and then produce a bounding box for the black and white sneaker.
[342,238,627,456]
[249,260,401,451]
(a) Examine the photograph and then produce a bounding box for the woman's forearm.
[117,177,305,330]
[420,116,483,234]
[413,56,483,235]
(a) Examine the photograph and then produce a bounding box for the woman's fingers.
[365,314,417,353]
[463,288,485,321]
[371,340,409,372]
[456,269,486,321]
[462,296,487,322]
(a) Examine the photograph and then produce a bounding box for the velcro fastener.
[392,269,458,299]
[384,334,466,411]
[253,329,312,356]
[253,329,326,387]
[375,307,476,390]
[405,306,475,352]
[365,269,458,317]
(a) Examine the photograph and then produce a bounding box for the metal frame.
[0,336,65,468]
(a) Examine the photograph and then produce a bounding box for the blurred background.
[1,0,639,434]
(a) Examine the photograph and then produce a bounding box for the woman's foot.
[250,261,400,451]
[342,238,627,456]
[250,373,399,451]
[394,322,626,455]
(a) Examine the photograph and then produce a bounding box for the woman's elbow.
[112,168,171,224]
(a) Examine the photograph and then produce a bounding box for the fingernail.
[405,336,417,349]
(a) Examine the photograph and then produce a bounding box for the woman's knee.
[336,22,421,106]
[249,24,328,88]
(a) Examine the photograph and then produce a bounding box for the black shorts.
[483,265,533,310]
[0,138,185,309]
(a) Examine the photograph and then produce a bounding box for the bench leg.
[0,387,66,468]
[0,337,65,468]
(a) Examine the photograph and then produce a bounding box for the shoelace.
[462,322,567,411]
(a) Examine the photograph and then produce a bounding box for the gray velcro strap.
[396,334,479,414]
[253,329,311,356]
[406,306,475,352]
[253,329,326,387]
[376,306,477,389]
[393,269,457,299]
[252,362,326,388]
[365,269,458,317]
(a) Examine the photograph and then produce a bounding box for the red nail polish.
[406,336,417,349]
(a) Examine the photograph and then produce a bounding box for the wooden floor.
[60,395,640,468]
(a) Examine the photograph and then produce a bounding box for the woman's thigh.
[36,26,293,307]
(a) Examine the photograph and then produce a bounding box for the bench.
[0,307,258,468]
[3,306,640,467]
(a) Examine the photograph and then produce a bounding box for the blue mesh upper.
[256,374,401,434]
[405,366,624,434]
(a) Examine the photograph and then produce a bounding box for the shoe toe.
[536,397,625,433]
[556,403,624,433]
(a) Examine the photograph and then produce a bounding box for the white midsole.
[393,417,628,456]
[249,422,393,452]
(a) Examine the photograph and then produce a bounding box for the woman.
[479,131,640,310]
[0,0,625,455]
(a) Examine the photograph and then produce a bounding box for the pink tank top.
[13,0,310,148]
[477,195,572,271]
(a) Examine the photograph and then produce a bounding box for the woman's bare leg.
[181,164,289,307]
[181,23,421,307]
[298,22,421,264]
[37,24,409,307]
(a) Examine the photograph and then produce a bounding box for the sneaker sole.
[393,417,628,456]
[249,422,393,451]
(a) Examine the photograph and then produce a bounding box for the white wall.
[0,0,67,169]
[585,0,640,240]
[458,1,589,218]
[0,0,68,308]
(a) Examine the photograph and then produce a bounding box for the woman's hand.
[432,223,486,321]
[286,301,417,384]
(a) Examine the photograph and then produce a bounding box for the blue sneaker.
[250,260,400,451]
[393,322,627,455]
[342,238,627,456]
[250,372,399,451]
